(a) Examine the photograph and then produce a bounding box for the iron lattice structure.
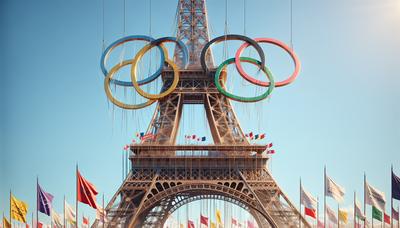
[97,0,310,227]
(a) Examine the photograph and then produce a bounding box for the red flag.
[231,218,237,225]
[200,214,208,225]
[26,224,30,228]
[247,220,255,228]
[266,143,273,148]
[384,213,390,224]
[192,135,196,139]
[188,220,195,228]
[77,170,98,209]
[305,207,316,219]
[267,150,275,154]
[259,134,265,139]
[83,216,89,225]
[249,132,253,138]
[38,222,43,228]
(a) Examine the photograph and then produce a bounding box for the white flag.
[355,198,365,220]
[326,206,338,224]
[325,175,345,202]
[300,185,317,210]
[51,209,63,228]
[365,182,386,211]
[64,200,76,225]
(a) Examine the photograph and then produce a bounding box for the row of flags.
[166,209,258,228]
[298,167,400,227]
[184,135,207,142]
[244,132,265,141]
[1,167,106,228]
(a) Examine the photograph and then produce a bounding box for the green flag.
[372,206,383,221]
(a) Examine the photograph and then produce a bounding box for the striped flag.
[326,206,338,224]
[200,214,208,228]
[392,207,399,221]
[300,184,317,210]
[37,184,53,216]
[188,220,195,228]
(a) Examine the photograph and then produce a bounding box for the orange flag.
[77,170,98,209]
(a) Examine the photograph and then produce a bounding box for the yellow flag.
[216,209,222,225]
[3,217,11,228]
[338,209,348,224]
[210,221,217,228]
[11,194,29,223]
[180,223,184,228]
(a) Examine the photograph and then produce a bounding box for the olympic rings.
[131,41,179,100]
[200,34,266,73]
[215,57,275,103]
[235,38,300,87]
[100,35,167,86]
[104,60,156,110]
[101,34,300,109]
[150,37,189,69]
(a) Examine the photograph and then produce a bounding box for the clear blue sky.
[1,0,400,226]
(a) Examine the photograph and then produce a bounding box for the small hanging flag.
[201,136,206,141]
[249,132,253,138]
[140,132,145,138]
[245,133,249,137]
[192,135,196,139]
[259,133,266,139]
[141,133,155,141]
[267,150,275,155]
[267,143,273,148]
[254,134,259,140]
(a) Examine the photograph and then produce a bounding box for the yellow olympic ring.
[131,43,179,100]
[104,60,156,110]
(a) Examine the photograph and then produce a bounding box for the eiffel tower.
[99,0,310,227]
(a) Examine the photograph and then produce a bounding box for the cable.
[290,0,293,49]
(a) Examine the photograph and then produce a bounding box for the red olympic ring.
[234,38,300,87]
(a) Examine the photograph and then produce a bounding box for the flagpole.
[31,212,33,228]
[354,191,356,228]
[364,173,367,228]
[36,177,39,228]
[299,177,302,228]
[324,166,327,228]
[338,204,340,228]
[102,193,105,228]
[317,197,319,228]
[64,195,66,228]
[76,164,78,228]
[10,189,12,228]
[392,165,394,228]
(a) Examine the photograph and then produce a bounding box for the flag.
[51,209,63,228]
[37,184,54,216]
[200,214,208,228]
[266,150,275,155]
[338,209,348,224]
[304,207,316,219]
[254,134,259,140]
[245,133,249,137]
[231,218,238,227]
[96,206,108,222]
[38,222,43,228]
[210,222,216,228]
[141,133,155,141]
[192,135,196,139]
[247,220,255,228]
[216,209,222,225]
[392,207,399,221]
[392,171,400,200]
[266,143,273,148]
[140,132,145,138]
[365,182,386,211]
[259,134,265,139]
[82,216,89,228]
[188,220,195,228]
[326,206,338,224]
[384,213,390,224]
[325,175,345,202]
[64,200,76,225]
[201,136,206,141]
[180,223,185,228]
[317,219,324,228]
[11,194,28,223]
[372,206,382,221]
[77,170,98,209]
[2,218,11,228]
[249,132,253,138]
[355,198,366,220]
[300,185,317,210]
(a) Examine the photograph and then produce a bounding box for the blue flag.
[201,136,206,141]
[392,171,400,200]
[37,184,54,216]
